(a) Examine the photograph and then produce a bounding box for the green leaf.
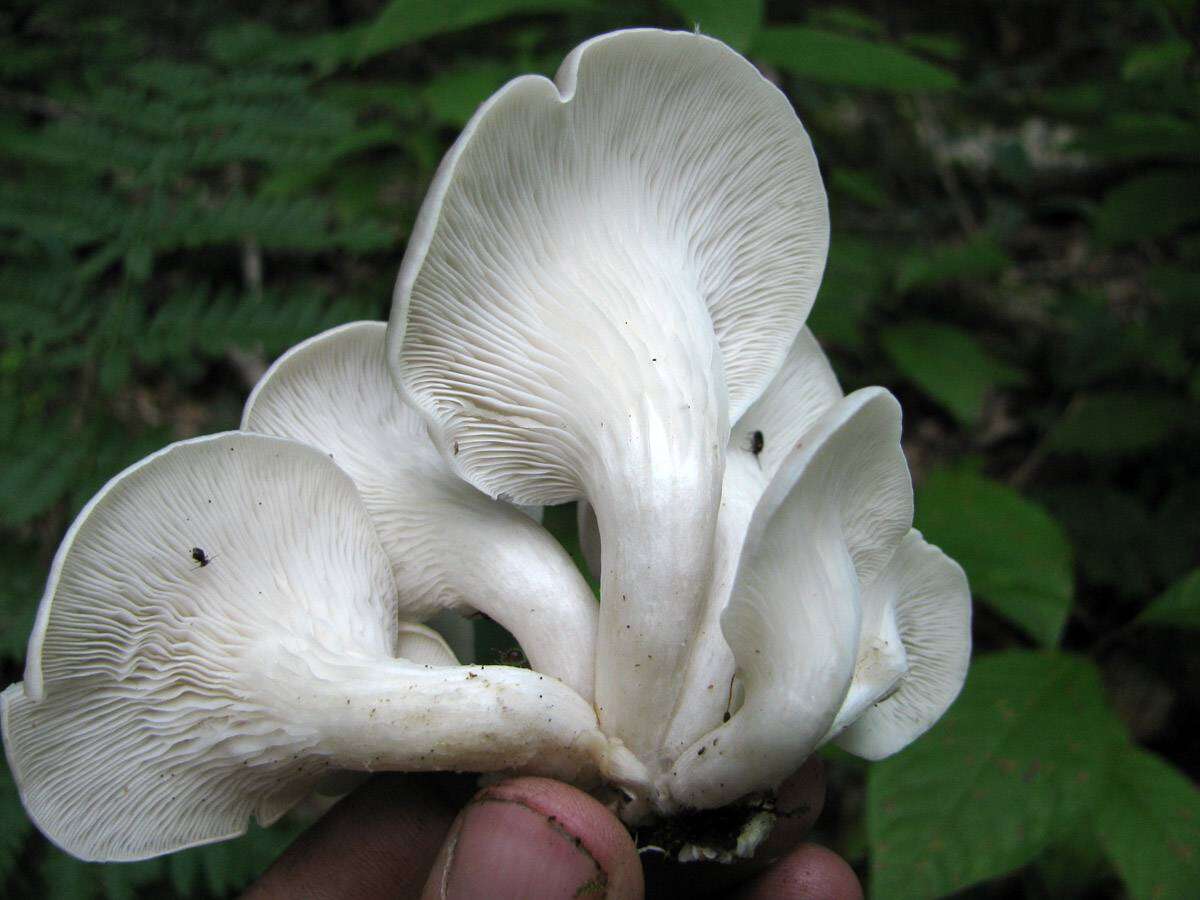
[541,502,599,596]
[1046,391,1187,457]
[0,541,42,660]
[101,859,165,900]
[667,0,764,52]
[807,234,891,349]
[1138,568,1200,629]
[868,651,1126,899]
[1095,169,1200,245]
[168,821,304,896]
[753,27,959,92]
[358,0,584,62]
[0,422,88,526]
[1038,83,1105,118]
[830,167,888,209]
[916,467,1073,645]
[1034,825,1115,897]
[37,850,162,900]
[1075,114,1200,164]
[1040,486,1156,599]
[895,234,1011,294]
[1121,40,1191,82]
[901,33,964,63]
[0,766,31,886]
[807,6,885,37]
[41,848,99,900]
[1096,747,1200,899]
[422,62,515,128]
[880,321,1024,426]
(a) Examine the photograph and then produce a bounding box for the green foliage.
[0,544,40,659]
[1041,486,1161,599]
[359,0,588,62]
[807,234,890,350]
[1095,747,1200,900]
[894,234,1011,295]
[1138,568,1200,629]
[1095,169,1200,245]
[753,26,959,92]
[880,321,1024,426]
[667,0,764,51]
[166,822,305,896]
[916,467,1073,646]
[421,62,518,128]
[1046,390,1187,457]
[868,652,1127,898]
[0,767,32,886]
[2,1,1199,897]
[26,819,302,900]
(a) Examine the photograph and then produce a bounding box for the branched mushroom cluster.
[1,29,971,864]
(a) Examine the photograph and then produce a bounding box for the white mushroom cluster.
[1,28,970,863]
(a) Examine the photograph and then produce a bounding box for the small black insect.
[744,429,765,468]
[191,547,213,568]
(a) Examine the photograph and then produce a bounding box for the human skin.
[244,759,862,899]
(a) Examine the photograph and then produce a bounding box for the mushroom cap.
[669,388,913,809]
[4,431,627,861]
[388,27,829,762]
[242,321,598,698]
[729,328,844,487]
[388,27,828,506]
[4,432,397,861]
[394,621,460,667]
[660,327,844,758]
[834,529,971,759]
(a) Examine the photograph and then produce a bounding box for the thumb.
[421,777,643,900]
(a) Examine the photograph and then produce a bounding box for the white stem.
[823,598,909,745]
[659,452,765,761]
[261,645,627,786]
[426,481,599,698]
[590,453,722,771]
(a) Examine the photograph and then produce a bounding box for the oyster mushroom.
[394,621,461,667]
[241,320,598,697]
[2,28,971,863]
[580,328,970,807]
[657,327,846,761]
[388,27,828,770]
[668,387,915,808]
[0,432,634,861]
[826,528,971,759]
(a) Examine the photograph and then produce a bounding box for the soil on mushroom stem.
[631,795,790,862]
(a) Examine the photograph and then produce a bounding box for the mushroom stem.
[590,453,722,768]
[822,608,908,743]
[399,479,599,697]
[262,645,619,786]
[659,451,762,759]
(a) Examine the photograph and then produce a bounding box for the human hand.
[244,758,861,899]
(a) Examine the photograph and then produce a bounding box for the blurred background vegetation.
[1,0,1198,897]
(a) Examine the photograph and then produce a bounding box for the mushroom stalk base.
[261,646,634,788]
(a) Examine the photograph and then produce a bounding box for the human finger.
[420,775,643,900]
[245,772,472,900]
[731,843,863,900]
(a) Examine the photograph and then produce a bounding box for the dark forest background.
[1,1,1198,896]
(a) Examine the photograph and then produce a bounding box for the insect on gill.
[747,430,765,468]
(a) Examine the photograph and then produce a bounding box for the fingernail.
[435,796,606,900]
